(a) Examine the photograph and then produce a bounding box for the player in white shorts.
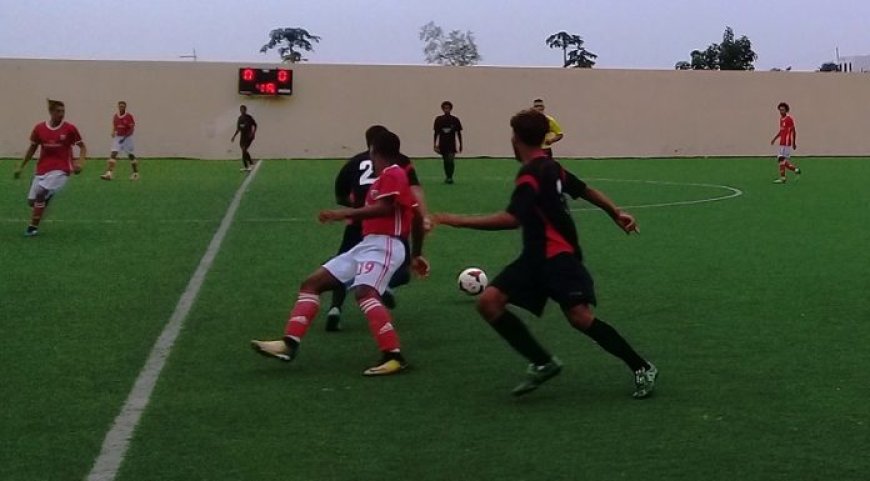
[251,130,429,376]
[14,99,87,237]
[770,102,801,184]
[101,101,139,181]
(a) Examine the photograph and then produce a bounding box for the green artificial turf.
[2,157,868,481]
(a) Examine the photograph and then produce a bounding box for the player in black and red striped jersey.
[326,125,429,331]
[434,109,657,398]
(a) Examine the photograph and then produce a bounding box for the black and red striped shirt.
[507,156,588,260]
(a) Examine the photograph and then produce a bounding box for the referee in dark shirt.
[433,101,463,184]
[231,105,257,172]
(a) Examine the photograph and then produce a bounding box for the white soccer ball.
[457,268,488,296]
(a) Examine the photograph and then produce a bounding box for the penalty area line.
[85,162,262,481]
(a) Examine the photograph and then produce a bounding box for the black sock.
[331,284,347,311]
[580,318,648,371]
[491,311,552,366]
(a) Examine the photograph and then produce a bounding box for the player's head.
[364,125,389,148]
[239,105,247,114]
[510,109,549,160]
[118,101,127,114]
[777,102,790,116]
[532,98,545,112]
[441,101,453,114]
[47,99,65,123]
[369,130,401,168]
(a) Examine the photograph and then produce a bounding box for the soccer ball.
[457,268,488,296]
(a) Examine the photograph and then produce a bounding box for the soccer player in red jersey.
[100,101,139,181]
[770,102,801,183]
[13,99,87,237]
[251,131,429,376]
[433,109,657,398]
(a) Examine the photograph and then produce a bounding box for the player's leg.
[551,255,657,398]
[101,149,119,180]
[350,236,408,375]
[251,262,347,361]
[126,138,139,180]
[443,152,455,184]
[326,224,363,331]
[781,147,799,176]
[482,261,562,395]
[25,172,67,236]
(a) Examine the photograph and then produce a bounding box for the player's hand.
[411,256,430,278]
[73,162,83,175]
[770,139,775,145]
[13,167,22,179]
[614,211,639,235]
[423,215,434,232]
[434,146,440,154]
[431,213,460,228]
[318,210,344,223]
[792,144,797,150]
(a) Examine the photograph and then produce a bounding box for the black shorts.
[240,135,255,149]
[490,253,596,317]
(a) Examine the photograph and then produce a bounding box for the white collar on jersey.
[44,120,67,131]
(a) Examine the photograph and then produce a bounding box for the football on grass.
[457,268,488,296]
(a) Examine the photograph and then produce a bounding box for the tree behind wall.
[260,27,321,63]
[677,27,757,70]
[419,21,481,66]
[546,31,597,68]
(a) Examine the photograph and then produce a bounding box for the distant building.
[838,55,870,73]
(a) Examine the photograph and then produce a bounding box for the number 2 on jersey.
[359,160,376,186]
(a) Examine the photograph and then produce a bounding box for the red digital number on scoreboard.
[238,68,292,96]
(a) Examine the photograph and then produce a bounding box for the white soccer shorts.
[111,135,135,154]
[28,170,69,200]
[777,146,792,159]
[323,234,406,294]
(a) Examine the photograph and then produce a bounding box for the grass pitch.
[1,157,868,481]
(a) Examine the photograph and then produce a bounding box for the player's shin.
[579,318,649,372]
[283,291,321,341]
[30,200,46,228]
[359,295,400,352]
[490,311,552,366]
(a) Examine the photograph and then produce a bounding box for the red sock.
[783,161,797,172]
[30,202,46,227]
[359,296,400,352]
[778,161,786,177]
[283,291,320,340]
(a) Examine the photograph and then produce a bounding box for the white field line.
[0,178,742,226]
[84,161,262,481]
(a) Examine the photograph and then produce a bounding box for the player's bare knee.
[353,285,379,303]
[477,288,507,323]
[566,304,595,330]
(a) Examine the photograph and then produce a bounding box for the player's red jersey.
[30,121,82,175]
[779,115,795,146]
[362,164,418,238]
[113,113,135,137]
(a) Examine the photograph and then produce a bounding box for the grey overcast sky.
[1,0,867,70]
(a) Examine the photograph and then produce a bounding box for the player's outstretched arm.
[74,141,87,174]
[410,207,430,278]
[432,212,519,231]
[15,144,38,179]
[770,132,780,145]
[319,197,394,223]
[580,187,639,234]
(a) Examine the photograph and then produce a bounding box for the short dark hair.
[441,101,453,109]
[533,98,544,104]
[47,99,64,110]
[371,130,401,159]
[240,105,247,110]
[511,109,549,147]
[118,100,127,105]
[778,102,790,112]
[365,125,390,147]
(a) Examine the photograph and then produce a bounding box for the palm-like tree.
[546,31,597,68]
[260,28,321,63]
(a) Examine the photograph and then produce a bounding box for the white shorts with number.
[28,170,69,200]
[323,234,406,294]
[777,146,792,159]
[112,135,135,154]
